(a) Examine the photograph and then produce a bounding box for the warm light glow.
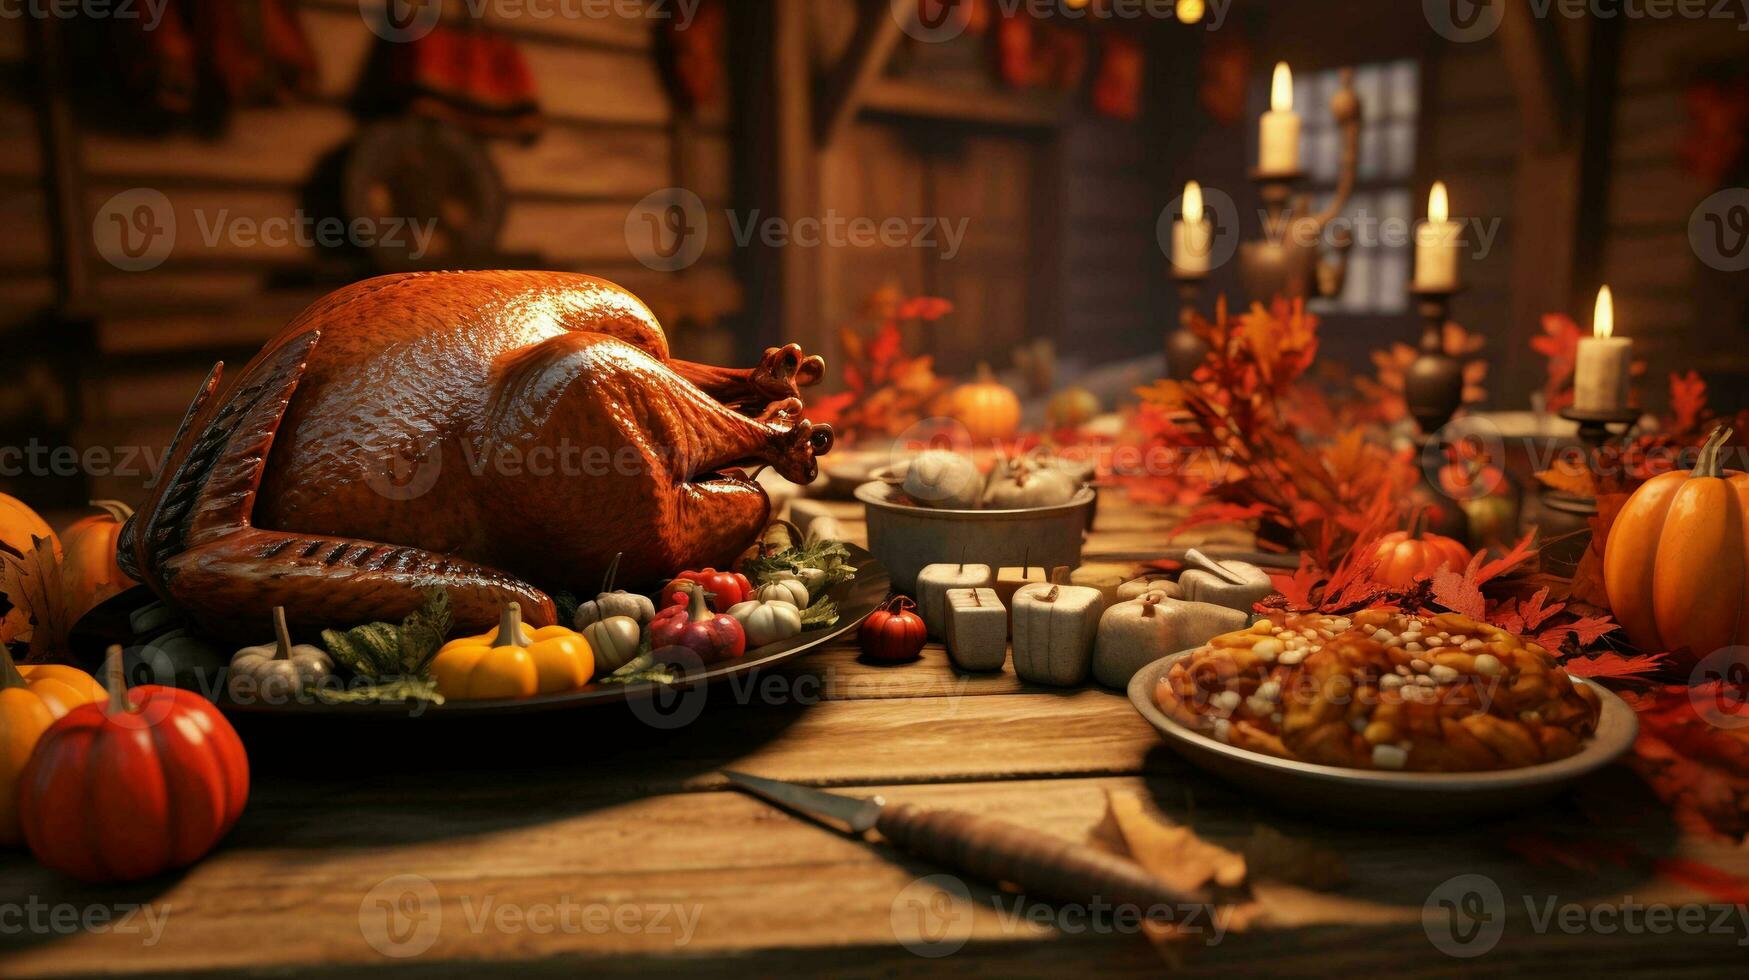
[1177,0,1205,24]
[1428,181,1449,224]
[1183,180,1203,222]
[1594,286,1615,339]
[1270,62,1293,113]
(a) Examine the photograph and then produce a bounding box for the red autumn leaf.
[1431,552,1487,619]
[1532,313,1582,411]
[866,321,904,376]
[1621,684,1749,839]
[1562,615,1620,647]
[1669,370,1709,434]
[1475,531,1540,586]
[1272,554,1323,610]
[1560,650,1664,680]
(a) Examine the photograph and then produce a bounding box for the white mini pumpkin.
[1091,593,1248,689]
[583,615,643,676]
[901,450,983,509]
[983,462,1078,509]
[575,552,657,628]
[728,599,803,647]
[756,577,810,608]
[228,606,333,702]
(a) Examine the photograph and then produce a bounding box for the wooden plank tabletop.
[2,493,1745,978]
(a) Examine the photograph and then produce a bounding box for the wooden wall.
[1602,16,1749,410]
[809,0,1163,382]
[0,0,737,503]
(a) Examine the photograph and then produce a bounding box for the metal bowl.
[855,481,1095,594]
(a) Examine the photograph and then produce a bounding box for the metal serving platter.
[208,545,889,719]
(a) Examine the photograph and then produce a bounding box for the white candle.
[1172,180,1212,276]
[1413,181,1462,291]
[1258,62,1300,174]
[1573,286,1631,413]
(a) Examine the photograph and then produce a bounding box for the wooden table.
[2,494,1745,977]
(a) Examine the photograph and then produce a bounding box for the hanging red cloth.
[377,22,544,142]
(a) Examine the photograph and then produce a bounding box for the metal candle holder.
[1402,286,1473,540]
[1404,286,1466,439]
[1536,405,1640,575]
[1547,406,1642,514]
[1237,68,1362,302]
[1166,272,1210,381]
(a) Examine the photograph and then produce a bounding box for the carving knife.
[720,770,1200,910]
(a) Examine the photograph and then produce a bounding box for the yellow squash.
[1,645,104,845]
[430,602,594,700]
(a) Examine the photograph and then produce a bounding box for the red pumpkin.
[1370,512,1472,588]
[860,596,927,663]
[18,648,248,882]
[649,582,746,664]
[665,567,754,611]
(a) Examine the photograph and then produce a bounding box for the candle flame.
[1271,62,1293,113]
[1183,180,1203,221]
[1594,285,1614,339]
[1429,181,1449,224]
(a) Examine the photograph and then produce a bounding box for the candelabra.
[1237,69,1361,302]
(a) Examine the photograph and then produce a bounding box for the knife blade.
[720,770,885,833]
[720,771,1203,911]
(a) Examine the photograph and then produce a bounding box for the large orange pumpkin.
[0,493,58,648]
[0,492,56,562]
[1604,426,1749,667]
[60,501,136,621]
[1370,512,1472,588]
[946,364,1021,441]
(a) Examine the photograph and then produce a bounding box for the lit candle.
[1258,62,1300,174]
[1413,181,1462,291]
[1172,180,1212,276]
[1573,286,1631,414]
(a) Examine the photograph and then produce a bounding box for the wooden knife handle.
[875,802,1196,910]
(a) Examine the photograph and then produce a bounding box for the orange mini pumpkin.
[1370,512,1472,588]
[1604,426,1749,667]
[60,501,137,622]
[945,364,1021,442]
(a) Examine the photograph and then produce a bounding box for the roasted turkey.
[118,271,832,639]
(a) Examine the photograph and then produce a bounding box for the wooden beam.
[1496,0,1577,153]
[813,0,908,147]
